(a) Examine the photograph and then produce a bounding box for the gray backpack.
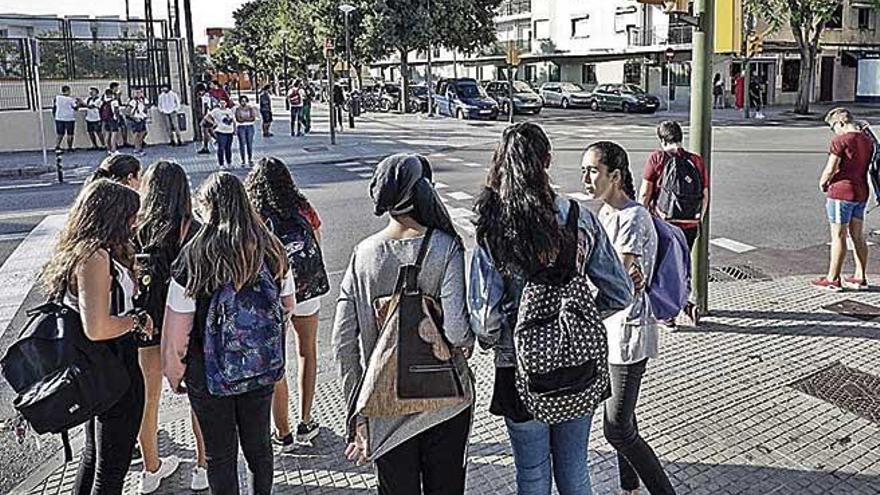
[513,201,610,424]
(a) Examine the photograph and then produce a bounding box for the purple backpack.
[648,217,691,321]
[203,267,285,396]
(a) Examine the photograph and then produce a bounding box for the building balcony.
[627,25,693,47]
[481,39,531,57]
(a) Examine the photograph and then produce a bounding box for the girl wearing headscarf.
[332,153,475,495]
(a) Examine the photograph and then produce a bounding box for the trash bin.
[350,97,361,117]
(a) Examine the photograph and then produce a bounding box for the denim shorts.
[826,199,867,224]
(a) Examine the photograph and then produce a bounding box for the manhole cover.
[303,146,329,153]
[822,299,880,321]
[790,362,880,425]
[708,264,771,283]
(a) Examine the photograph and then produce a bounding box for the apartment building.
[370,0,879,106]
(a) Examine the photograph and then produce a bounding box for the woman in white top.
[203,98,236,169]
[83,87,106,150]
[234,95,259,167]
[581,141,676,495]
[40,179,154,495]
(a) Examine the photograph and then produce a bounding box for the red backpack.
[288,90,302,107]
[99,99,115,121]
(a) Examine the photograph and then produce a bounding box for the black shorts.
[55,120,75,136]
[128,119,147,133]
[103,119,120,132]
[87,121,102,133]
[261,110,273,123]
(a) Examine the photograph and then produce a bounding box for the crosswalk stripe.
[447,191,473,201]
[0,215,66,340]
[434,181,449,189]
[710,237,757,254]
[0,232,29,242]
[344,166,373,173]
[464,162,483,168]
[0,208,69,221]
[446,158,463,163]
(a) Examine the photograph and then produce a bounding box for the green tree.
[746,0,880,114]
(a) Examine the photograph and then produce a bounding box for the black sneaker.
[272,432,296,453]
[197,148,210,155]
[131,443,143,465]
[296,420,320,444]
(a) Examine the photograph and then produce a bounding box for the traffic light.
[635,0,690,14]
[746,33,763,57]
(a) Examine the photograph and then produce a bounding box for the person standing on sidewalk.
[100,88,122,154]
[245,157,328,452]
[582,141,677,495]
[712,73,725,109]
[83,87,106,150]
[162,172,296,495]
[813,108,875,291]
[259,85,274,137]
[288,81,304,137]
[53,85,79,152]
[333,83,345,133]
[203,98,236,169]
[133,161,209,493]
[110,81,131,149]
[302,82,313,135]
[470,123,632,495]
[333,154,475,494]
[157,85,183,147]
[40,179,152,495]
[196,84,214,155]
[638,120,708,327]
[126,89,150,156]
[234,95,259,167]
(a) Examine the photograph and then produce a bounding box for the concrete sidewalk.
[13,272,880,495]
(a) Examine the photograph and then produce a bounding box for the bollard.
[55,149,64,184]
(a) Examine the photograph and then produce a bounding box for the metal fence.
[0,17,185,111]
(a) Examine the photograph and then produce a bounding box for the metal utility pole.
[688,0,715,314]
[426,0,435,117]
[325,39,337,145]
[340,4,356,128]
[182,0,200,141]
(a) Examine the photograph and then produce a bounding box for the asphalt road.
[1,105,879,492]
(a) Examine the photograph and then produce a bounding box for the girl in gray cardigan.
[332,153,475,494]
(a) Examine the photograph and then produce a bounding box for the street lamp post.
[426,0,435,117]
[339,3,356,128]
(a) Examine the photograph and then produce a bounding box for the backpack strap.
[404,229,434,294]
[61,429,73,463]
[563,200,580,270]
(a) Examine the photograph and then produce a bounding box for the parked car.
[539,82,593,109]
[589,83,661,113]
[433,78,499,120]
[483,80,543,115]
[378,83,425,113]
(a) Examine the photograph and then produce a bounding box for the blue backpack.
[203,267,285,396]
[648,217,691,321]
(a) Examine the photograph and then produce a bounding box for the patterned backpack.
[266,212,330,303]
[203,267,285,396]
[514,200,610,424]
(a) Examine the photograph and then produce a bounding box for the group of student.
[52,83,185,156]
[195,80,263,169]
[30,114,717,495]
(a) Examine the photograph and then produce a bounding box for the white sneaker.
[190,465,209,491]
[138,455,181,494]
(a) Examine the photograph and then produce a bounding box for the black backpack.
[655,151,704,221]
[267,212,330,303]
[864,125,880,206]
[0,269,131,461]
[513,201,610,424]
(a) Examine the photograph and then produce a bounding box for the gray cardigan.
[331,229,474,461]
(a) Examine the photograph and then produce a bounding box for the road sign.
[665,47,675,61]
[323,38,335,57]
[505,40,521,66]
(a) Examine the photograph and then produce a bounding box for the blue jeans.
[290,106,303,136]
[236,125,255,164]
[505,415,593,495]
[215,132,233,167]
[826,198,866,224]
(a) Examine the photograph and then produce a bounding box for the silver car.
[539,82,593,109]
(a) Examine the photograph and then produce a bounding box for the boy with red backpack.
[288,81,304,137]
[638,120,709,327]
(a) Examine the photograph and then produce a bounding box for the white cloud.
[0,0,241,43]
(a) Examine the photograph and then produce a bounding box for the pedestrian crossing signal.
[747,33,763,57]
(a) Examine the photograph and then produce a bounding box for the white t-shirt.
[209,108,236,134]
[64,258,137,315]
[166,270,296,314]
[599,200,660,365]
[128,99,149,121]
[158,91,181,114]
[84,96,102,122]
[54,95,78,121]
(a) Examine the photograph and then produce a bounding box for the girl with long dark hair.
[469,122,633,494]
[89,153,142,188]
[582,141,676,495]
[133,160,209,493]
[162,172,295,495]
[245,157,325,450]
[332,153,474,494]
[41,179,153,495]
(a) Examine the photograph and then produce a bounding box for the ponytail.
[585,141,635,199]
[89,153,141,185]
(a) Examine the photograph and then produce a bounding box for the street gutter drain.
[790,362,880,425]
[822,299,880,322]
[708,264,771,283]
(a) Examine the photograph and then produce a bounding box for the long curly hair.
[474,122,564,276]
[244,156,312,221]
[135,160,192,251]
[41,179,140,297]
[179,172,288,297]
[585,141,636,200]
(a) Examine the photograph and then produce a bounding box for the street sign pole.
[325,40,336,145]
[31,39,48,169]
[689,0,715,314]
[665,48,674,112]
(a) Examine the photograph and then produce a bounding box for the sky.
[0,0,242,43]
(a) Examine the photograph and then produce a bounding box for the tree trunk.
[795,45,816,114]
[400,48,409,114]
